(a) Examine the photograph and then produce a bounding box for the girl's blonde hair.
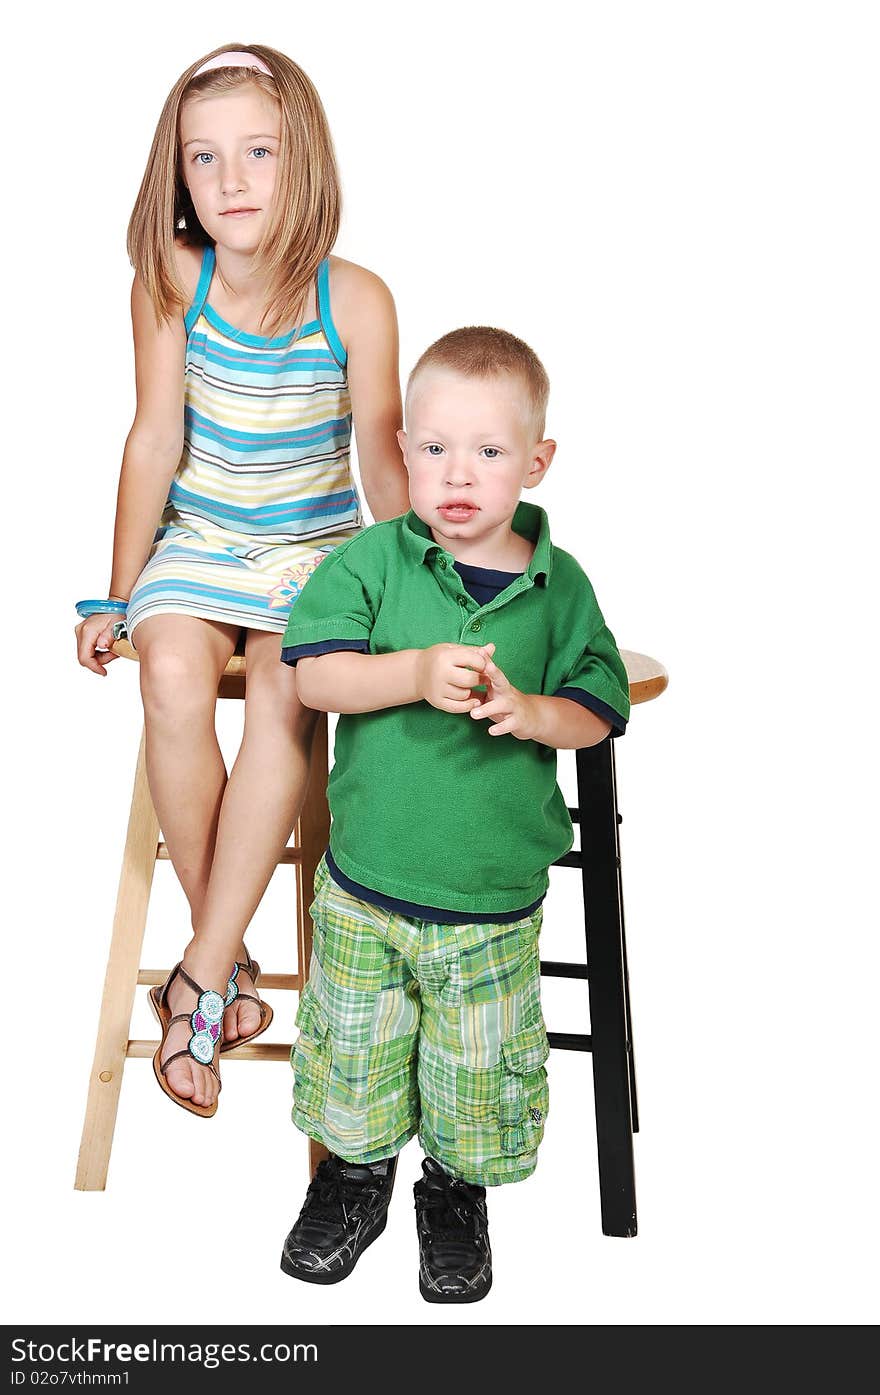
[127,42,341,336]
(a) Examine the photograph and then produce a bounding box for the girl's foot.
[155,954,232,1111]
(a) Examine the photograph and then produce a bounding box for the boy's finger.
[484,661,509,689]
[442,696,483,713]
[450,663,487,686]
[470,698,510,720]
[488,717,516,736]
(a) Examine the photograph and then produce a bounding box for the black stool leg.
[577,738,637,1237]
[617,819,639,1133]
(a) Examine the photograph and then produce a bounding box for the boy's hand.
[470,651,540,739]
[416,642,493,714]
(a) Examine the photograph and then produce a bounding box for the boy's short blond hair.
[406,326,550,437]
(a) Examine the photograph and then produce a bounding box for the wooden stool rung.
[136,970,302,991]
[126,1039,292,1063]
[156,843,303,866]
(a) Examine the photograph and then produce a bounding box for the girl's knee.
[138,646,220,721]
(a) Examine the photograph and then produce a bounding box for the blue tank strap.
[316,258,347,369]
[184,245,216,334]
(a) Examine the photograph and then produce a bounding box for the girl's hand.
[75,612,122,677]
[416,642,493,714]
[470,651,540,739]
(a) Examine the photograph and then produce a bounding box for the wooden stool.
[544,649,667,1236]
[74,641,330,1191]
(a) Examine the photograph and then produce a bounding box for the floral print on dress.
[268,552,330,610]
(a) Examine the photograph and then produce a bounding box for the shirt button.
[458,596,468,608]
[470,619,482,632]
[437,557,447,569]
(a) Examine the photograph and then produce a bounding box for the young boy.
[278,327,630,1302]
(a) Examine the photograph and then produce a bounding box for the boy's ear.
[524,438,556,489]
[396,429,409,464]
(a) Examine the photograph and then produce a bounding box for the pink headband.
[194,51,273,78]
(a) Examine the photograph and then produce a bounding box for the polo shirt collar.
[401,502,553,584]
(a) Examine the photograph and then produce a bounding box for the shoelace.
[304,1157,375,1223]
[418,1173,485,1240]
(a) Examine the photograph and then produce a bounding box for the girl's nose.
[221,162,247,196]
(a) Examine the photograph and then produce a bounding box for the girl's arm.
[332,261,409,521]
[108,274,187,600]
[76,273,186,675]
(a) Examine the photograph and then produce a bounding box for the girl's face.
[179,85,281,254]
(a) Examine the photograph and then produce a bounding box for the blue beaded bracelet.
[75,598,128,619]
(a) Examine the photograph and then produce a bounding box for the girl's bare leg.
[134,614,239,1107]
[168,627,319,1106]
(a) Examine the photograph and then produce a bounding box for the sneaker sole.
[419,1272,492,1304]
[280,1211,387,1285]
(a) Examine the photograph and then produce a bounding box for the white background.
[4,0,878,1326]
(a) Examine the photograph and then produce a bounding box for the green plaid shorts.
[291,855,550,1186]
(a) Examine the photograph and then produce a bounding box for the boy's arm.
[296,644,492,715]
[469,645,613,749]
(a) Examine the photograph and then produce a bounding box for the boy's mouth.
[438,502,478,522]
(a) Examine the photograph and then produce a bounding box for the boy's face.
[397,368,555,554]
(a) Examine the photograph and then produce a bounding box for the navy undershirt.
[283,559,625,922]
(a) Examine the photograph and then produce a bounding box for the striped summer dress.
[126,247,362,638]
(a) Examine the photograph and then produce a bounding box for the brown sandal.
[149,963,227,1118]
[220,947,274,1051]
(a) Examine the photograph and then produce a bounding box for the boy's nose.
[444,458,475,486]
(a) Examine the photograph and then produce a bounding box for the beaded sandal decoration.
[219,948,274,1053]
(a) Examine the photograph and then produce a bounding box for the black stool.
[542,649,667,1237]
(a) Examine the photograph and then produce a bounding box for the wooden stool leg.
[75,731,160,1191]
[295,713,331,1178]
[577,739,638,1237]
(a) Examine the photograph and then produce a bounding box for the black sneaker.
[280,1153,396,1284]
[413,1156,492,1303]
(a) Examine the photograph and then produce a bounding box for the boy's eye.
[425,444,444,456]
[482,447,501,459]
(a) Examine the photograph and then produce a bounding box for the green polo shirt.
[281,503,630,915]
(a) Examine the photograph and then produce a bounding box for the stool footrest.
[547,1031,592,1052]
[137,970,302,991]
[553,851,583,868]
[127,1039,292,1062]
[541,960,589,980]
[156,843,303,866]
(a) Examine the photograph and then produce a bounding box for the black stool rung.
[548,1030,592,1052]
[540,959,588,980]
[553,851,583,869]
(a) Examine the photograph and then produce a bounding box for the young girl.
[74,43,408,1118]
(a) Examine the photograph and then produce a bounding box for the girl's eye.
[194,152,214,165]
[251,147,270,159]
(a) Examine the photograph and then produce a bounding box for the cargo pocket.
[292,985,331,1122]
[499,1020,550,1156]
